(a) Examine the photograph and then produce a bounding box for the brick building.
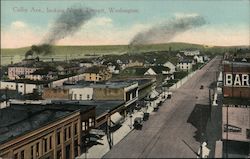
[0,103,95,159]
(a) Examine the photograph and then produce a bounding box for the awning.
[150,90,159,99]
[110,112,124,127]
[89,129,105,136]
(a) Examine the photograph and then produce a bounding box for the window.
[79,94,82,100]
[57,149,62,159]
[14,153,18,159]
[89,118,94,127]
[64,129,67,141]
[82,122,86,131]
[87,94,90,100]
[74,94,77,100]
[31,146,34,159]
[247,129,250,139]
[21,150,24,159]
[74,123,78,135]
[57,131,61,145]
[44,138,48,153]
[74,139,78,157]
[49,136,52,150]
[68,126,71,139]
[223,124,242,132]
[36,142,40,157]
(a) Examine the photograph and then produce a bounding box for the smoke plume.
[129,15,206,48]
[25,5,95,58]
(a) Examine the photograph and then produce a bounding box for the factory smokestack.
[128,15,206,53]
[25,5,95,58]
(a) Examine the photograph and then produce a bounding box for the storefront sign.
[224,73,250,87]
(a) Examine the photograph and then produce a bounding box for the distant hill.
[1,42,249,65]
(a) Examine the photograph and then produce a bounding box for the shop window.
[74,139,78,157]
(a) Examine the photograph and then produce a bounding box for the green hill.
[1,42,248,65]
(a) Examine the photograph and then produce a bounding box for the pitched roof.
[84,65,108,74]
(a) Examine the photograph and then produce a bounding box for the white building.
[177,60,193,71]
[0,81,37,95]
[144,68,157,75]
[182,50,200,56]
[8,67,39,80]
[108,65,120,74]
[194,55,204,63]
[163,61,176,73]
[69,87,93,100]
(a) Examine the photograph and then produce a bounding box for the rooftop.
[51,100,125,117]
[0,103,94,144]
[84,65,108,74]
[90,81,137,89]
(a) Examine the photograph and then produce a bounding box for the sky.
[1,0,250,48]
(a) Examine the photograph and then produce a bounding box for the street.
[103,56,222,158]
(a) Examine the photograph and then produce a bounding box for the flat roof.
[110,78,153,87]
[0,103,94,144]
[90,81,137,89]
[51,100,125,117]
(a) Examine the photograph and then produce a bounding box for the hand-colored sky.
[1,0,249,48]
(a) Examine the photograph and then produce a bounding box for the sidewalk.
[169,71,197,90]
[77,94,167,159]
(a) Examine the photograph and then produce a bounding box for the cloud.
[1,21,45,48]
[92,17,113,26]
[10,21,27,29]
[1,18,249,48]
[174,12,200,19]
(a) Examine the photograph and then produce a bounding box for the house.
[122,60,144,69]
[177,59,193,71]
[7,58,45,80]
[0,81,37,95]
[163,61,176,73]
[104,62,120,74]
[194,55,204,63]
[144,68,157,75]
[144,66,171,75]
[181,50,200,56]
[0,103,95,159]
[25,68,57,81]
[8,66,39,80]
[83,65,112,82]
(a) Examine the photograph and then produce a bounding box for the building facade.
[177,60,193,71]
[0,103,95,159]
[0,81,38,95]
[222,61,250,157]
[8,67,39,80]
[83,66,112,82]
